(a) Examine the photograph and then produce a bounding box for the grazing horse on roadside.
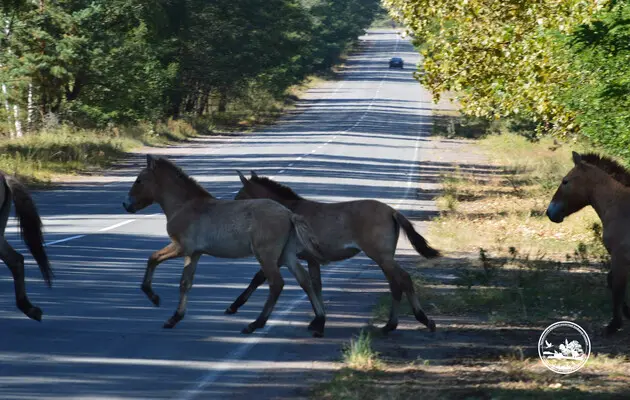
[123,155,327,336]
[230,171,440,333]
[547,151,630,335]
[0,172,52,320]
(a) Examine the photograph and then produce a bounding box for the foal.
[123,155,326,336]
[0,172,52,320]
[231,171,440,333]
[547,151,630,334]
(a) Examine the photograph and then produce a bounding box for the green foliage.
[561,2,630,158]
[383,0,606,135]
[0,0,381,131]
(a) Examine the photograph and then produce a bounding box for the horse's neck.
[155,176,212,217]
[590,172,629,224]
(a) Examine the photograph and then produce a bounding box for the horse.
[0,172,52,321]
[230,171,440,333]
[547,151,630,335]
[122,155,327,336]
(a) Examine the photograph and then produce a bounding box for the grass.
[342,330,381,370]
[313,354,630,400]
[0,119,199,185]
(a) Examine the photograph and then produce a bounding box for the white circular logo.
[538,321,591,374]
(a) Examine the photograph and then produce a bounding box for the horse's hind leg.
[367,250,435,333]
[163,253,201,329]
[0,238,42,321]
[307,257,323,305]
[285,256,326,337]
[225,269,267,314]
[242,259,284,334]
[142,242,182,307]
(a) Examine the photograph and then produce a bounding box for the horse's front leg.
[607,270,630,319]
[605,258,628,335]
[164,253,201,329]
[142,242,183,306]
[225,269,267,314]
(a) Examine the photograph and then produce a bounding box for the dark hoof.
[241,323,257,334]
[427,319,437,332]
[307,316,325,337]
[26,307,43,322]
[381,322,398,334]
[225,306,238,315]
[150,294,160,307]
[163,313,184,329]
[604,320,621,336]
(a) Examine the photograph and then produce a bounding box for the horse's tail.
[393,211,441,259]
[5,176,53,286]
[290,214,326,263]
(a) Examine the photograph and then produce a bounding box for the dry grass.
[313,354,630,400]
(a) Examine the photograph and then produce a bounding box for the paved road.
[0,29,441,399]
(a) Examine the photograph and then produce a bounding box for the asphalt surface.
[0,29,442,399]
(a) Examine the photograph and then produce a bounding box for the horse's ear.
[147,154,157,169]
[250,170,259,179]
[236,170,248,185]
[572,151,583,166]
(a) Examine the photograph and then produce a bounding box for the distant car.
[389,57,403,69]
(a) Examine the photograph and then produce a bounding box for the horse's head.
[546,151,594,223]
[234,170,266,200]
[123,154,160,213]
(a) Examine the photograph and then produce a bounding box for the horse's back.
[167,198,293,257]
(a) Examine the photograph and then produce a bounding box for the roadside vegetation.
[313,117,630,399]
[0,0,382,183]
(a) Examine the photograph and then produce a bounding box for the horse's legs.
[605,260,628,335]
[225,269,267,314]
[607,270,630,319]
[242,259,284,334]
[163,253,201,329]
[142,242,183,307]
[0,238,42,321]
[366,249,435,333]
[285,257,326,337]
[307,257,323,305]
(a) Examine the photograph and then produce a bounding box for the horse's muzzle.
[123,196,136,213]
[546,202,564,223]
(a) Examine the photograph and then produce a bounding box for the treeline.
[384,0,630,158]
[0,0,380,136]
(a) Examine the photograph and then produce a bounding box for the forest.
[0,0,381,136]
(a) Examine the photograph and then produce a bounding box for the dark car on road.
[389,57,404,69]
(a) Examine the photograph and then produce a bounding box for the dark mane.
[582,153,630,186]
[154,157,213,198]
[250,176,303,201]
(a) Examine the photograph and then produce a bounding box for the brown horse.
[123,155,327,336]
[0,172,52,321]
[230,171,440,333]
[547,151,630,335]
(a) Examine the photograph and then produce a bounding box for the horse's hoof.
[427,319,437,332]
[241,325,256,334]
[225,306,237,315]
[381,322,398,334]
[604,321,621,336]
[163,313,184,329]
[312,330,324,338]
[26,307,43,322]
[151,295,160,307]
[307,316,325,337]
